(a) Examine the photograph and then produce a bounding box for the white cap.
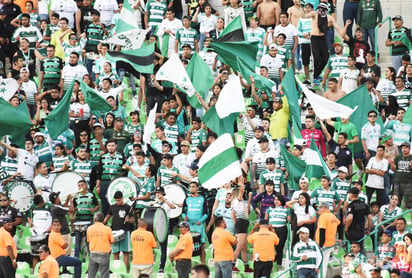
[297,227,310,234]
[300,177,309,183]
[338,166,348,174]
[34,132,45,138]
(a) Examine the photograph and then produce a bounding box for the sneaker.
[357,169,363,180]
[313,78,321,87]
[244,267,253,273]
[232,267,240,272]
[158,268,164,273]
[303,79,311,85]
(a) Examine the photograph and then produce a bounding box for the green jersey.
[163,123,179,144]
[1,155,18,177]
[157,165,179,186]
[71,159,97,185]
[124,122,144,137]
[136,177,156,208]
[311,187,340,211]
[34,141,53,167]
[189,128,207,152]
[89,137,107,162]
[246,27,266,58]
[145,0,167,27]
[175,27,199,52]
[40,57,63,89]
[85,23,105,53]
[259,169,285,193]
[12,26,42,48]
[266,206,289,227]
[73,192,99,222]
[99,152,124,186]
[52,155,72,171]
[326,54,348,78]
[331,178,351,201]
[277,44,292,73]
[334,121,359,153]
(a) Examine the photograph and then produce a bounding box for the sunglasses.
[0,199,8,201]
[80,134,87,136]
[368,115,377,118]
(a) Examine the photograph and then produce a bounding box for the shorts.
[235,218,249,234]
[112,231,131,253]
[354,152,364,159]
[301,44,311,66]
[189,223,206,244]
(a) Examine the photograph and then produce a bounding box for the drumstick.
[22,195,35,199]
[124,198,138,225]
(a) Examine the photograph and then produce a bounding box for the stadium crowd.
[0,0,411,277]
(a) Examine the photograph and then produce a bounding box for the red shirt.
[301,128,326,158]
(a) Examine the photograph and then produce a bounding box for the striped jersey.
[126,156,148,184]
[326,54,348,78]
[40,57,63,89]
[380,204,402,222]
[266,206,289,227]
[12,26,42,48]
[71,159,97,185]
[259,169,285,193]
[99,152,124,185]
[297,18,312,44]
[292,239,322,270]
[388,27,410,56]
[1,155,18,176]
[384,120,411,146]
[175,27,199,52]
[331,178,350,201]
[157,165,179,186]
[145,0,167,27]
[277,45,292,73]
[89,138,107,162]
[310,187,340,211]
[189,128,207,152]
[85,23,106,53]
[52,155,72,172]
[124,122,144,137]
[239,0,255,18]
[246,27,266,58]
[73,192,99,222]
[163,123,179,144]
[34,141,53,167]
[391,89,411,109]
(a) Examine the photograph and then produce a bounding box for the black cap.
[266,157,276,164]
[182,44,192,49]
[162,153,173,160]
[129,110,139,116]
[255,126,264,132]
[348,187,360,195]
[189,162,199,170]
[154,186,165,195]
[114,191,123,199]
[115,117,123,122]
[49,192,60,203]
[258,137,269,143]
[392,15,403,21]
[259,219,269,225]
[177,221,190,228]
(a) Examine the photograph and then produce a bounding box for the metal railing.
[375,16,392,64]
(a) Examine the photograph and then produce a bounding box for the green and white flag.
[304,134,331,179]
[156,55,196,97]
[143,103,157,144]
[198,133,242,189]
[0,77,19,101]
[280,144,306,191]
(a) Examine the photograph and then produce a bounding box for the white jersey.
[93,0,119,26]
[365,157,388,189]
[173,152,195,178]
[17,149,38,181]
[33,173,56,201]
[340,68,360,94]
[157,18,183,51]
[50,0,78,28]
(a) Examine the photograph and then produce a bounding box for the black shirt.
[0,206,22,236]
[51,204,70,235]
[328,139,353,168]
[347,199,370,234]
[107,203,132,231]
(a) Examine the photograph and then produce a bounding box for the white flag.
[143,103,158,144]
[155,55,196,97]
[215,75,246,118]
[297,79,356,120]
[0,77,19,101]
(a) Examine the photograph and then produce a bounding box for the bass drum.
[106,177,139,206]
[163,184,187,219]
[142,207,168,243]
[52,172,85,203]
[7,181,35,212]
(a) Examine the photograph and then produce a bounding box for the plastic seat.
[381,270,390,278]
[16,261,31,277]
[110,260,128,275]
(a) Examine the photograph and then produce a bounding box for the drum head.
[52,172,84,203]
[142,207,168,243]
[107,178,138,206]
[7,181,34,212]
[164,184,187,218]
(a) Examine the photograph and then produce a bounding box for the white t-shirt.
[21,80,38,106]
[274,23,298,48]
[340,68,360,94]
[50,0,78,28]
[94,0,119,26]
[173,152,195,179]
[62,64,88,91]
[365,157,388,189]
[17,149,38,181]
[198,13,218,33]
[293,203,316,224]
[33,173,56,201]
[157,18,183,50]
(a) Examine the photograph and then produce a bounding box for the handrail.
[375,16,392,64]
[276,261,297,278]
[372,208,412,255]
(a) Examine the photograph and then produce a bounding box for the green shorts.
[112,231,131,253]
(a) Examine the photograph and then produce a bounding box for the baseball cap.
[34,132,45,138]
[317,2,328,10]
[49,192,60,203]
[392,15,403,21]
[401,142,410,148]
[300,177,309,183]
[115,117,123,122]
[20,67,30,73]
[338,166,348,173]
[129,110,139,116]
[258,137,269,143]
[154,186,165,195]
[348,187,360,195]
[93,123,103,129]
[177,221,190,228]
[273,96,283,103]
[181,140,191,147]
[269,43,278,50]
[255,126,264,132]
[333,41,343,48]
[297,227,310,234]
[382,230,392,237]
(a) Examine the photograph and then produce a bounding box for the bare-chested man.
[322,77,346,101]
[287,0,303,27]
[303,2,341,84]
[257,0,281,29]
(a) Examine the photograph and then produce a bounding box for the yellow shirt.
[39,255,60,278]
[247,227,279,262]
[131,228,157,265]
[48,231,66,258]
[174,231,193,260]
[87,222,114,253]
[269,96,290,140]
[50,30,70,60]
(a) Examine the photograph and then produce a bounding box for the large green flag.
[236,57,275,94]
[398,32,412,50]
[106,43,154,75]
[305,134,331,179]
[403,105,412,124]
[114,0,137,34]
[216,16,245,42]
[280,144,306,191]
[281,67,301,126]
[209,40,258,72]
[0,99,32,146]
[202,105,238,136]
[44,80,74,139]
[186,52,214,108]
[80,82,112,117]
[337,85,384,152]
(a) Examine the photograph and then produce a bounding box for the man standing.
[247,219,279,277]
[38,45,64,92]
[182,181,208,263]
[392,142,412,213]
[386,15,411,71]
[0,218,17,277]
[38,245,60,278]
[301,115,326,158]
[361,110,381,162]
[103,191,132,272]
[269,96,290,148]
[169,221,193,278]
[48,219,82,278]
[131,218,157,277]
[0,195,22,237]
[365,145,388,206]
[356,0,382,51]
[96,139,124,215]
[175,15,199,54]
[212,217,237,278]
[87,212,114,278]
[315,202,340,278]
[292,227,322,278]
